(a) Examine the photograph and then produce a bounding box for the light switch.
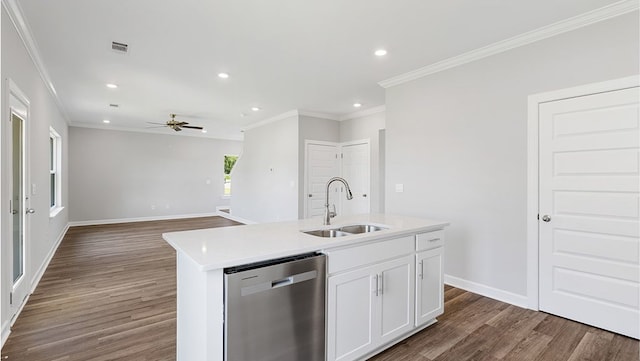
[395,184,404,193]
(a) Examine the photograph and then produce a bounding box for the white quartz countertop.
[163,213,449,271]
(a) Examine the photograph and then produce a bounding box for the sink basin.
[303,229,351,238]
[338,224,388,234]
[302,224,388,238]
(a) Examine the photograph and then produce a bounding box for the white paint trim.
[526,75,639,310]
[299,110,341,121]
[68,212,223,227]
[1,320,10,348]
[339,105,386,121]
[241,110,299,131]
[30,223,68,291]
[1,0,70,124]
[444,274,528,309]
[379,1,639,88]
[216,209,255,225]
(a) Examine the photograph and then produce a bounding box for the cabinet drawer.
[326,236,414,274]
[416,230,444,251]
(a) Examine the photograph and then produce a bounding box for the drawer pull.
[428,238,440,242]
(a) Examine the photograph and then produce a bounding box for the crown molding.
[69,122,244,141]
[379,0,639,88]
[241,109,300,131]
[298,110,341,121]
[339,105,386,121]
[2,0,71,124]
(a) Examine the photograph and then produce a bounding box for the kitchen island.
[163,213,449,361]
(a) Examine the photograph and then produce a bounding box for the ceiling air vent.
[111,41,128,54]
[109,103,119,108]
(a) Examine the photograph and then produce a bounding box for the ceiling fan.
[147,114,204,132]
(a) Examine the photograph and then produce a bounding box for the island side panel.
[177,252,224,361]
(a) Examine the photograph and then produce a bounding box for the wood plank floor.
[1,216,241,361]
[2,216,638,360]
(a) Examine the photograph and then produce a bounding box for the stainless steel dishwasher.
[224,253,326,361]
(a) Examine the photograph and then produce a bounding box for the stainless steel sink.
[303,229,351,238]
[338,224,388,234]
[302,224,388,238]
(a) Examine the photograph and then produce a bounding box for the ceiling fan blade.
[145,125,168,129]
[181,125,204,130]
[146,122,168,125]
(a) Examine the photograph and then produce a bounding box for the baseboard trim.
[31,223,69,290]
[1,320,10,348]
[68,212,222,227]
[215,208,255,225]
[444,274,529,309]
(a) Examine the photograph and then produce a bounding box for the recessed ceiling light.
[103,119,111,124]
[353,103,362,108]
[374,49,387,57]
[201,129,208,133]
[106,83,118,89]
[251,107,261,112]
[218,73,229,79]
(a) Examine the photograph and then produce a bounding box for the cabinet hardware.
[374,274,379,296]
[428,238,440,242]
[379,274,384,295]
[419,260,424,280]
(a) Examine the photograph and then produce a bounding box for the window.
[223,155,238,197]
[49,127,63,217]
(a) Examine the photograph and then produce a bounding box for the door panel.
[416,248,444,326]
[306,143,339,218]
[327,267,375,361]
[539,86,639,339]
[378,256,414,341]
[341,142,370,216]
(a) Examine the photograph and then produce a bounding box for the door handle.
[26,208,35,214]
[541,215,551,222]
[308,194,312,198]
[362,194,367,198]
[12,210,18,215]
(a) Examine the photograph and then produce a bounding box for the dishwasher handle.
[271,277,293,288]
[241,270,318,296]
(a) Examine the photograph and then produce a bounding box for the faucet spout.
[324,177,353,225]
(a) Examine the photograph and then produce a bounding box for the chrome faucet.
[324,177,353,225]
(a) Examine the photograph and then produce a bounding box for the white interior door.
[305,142,339,218]
[8,83,32,320]
[538,86,639,339]
[340,142,370,216]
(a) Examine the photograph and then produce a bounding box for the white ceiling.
[13,0,624,140]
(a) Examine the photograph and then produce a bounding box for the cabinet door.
[377,255,415,343]
[327,266,376,361]
[416,247,444,326]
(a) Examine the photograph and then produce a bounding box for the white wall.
[298,115,340,218]
[385,13,639,298]
[1,6,70,339]
[340,111,385,213]
[231,115,299,223]
[68,127,242,223]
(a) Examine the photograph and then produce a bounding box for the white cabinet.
[327,255,414,361]
[415,247,444,326]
